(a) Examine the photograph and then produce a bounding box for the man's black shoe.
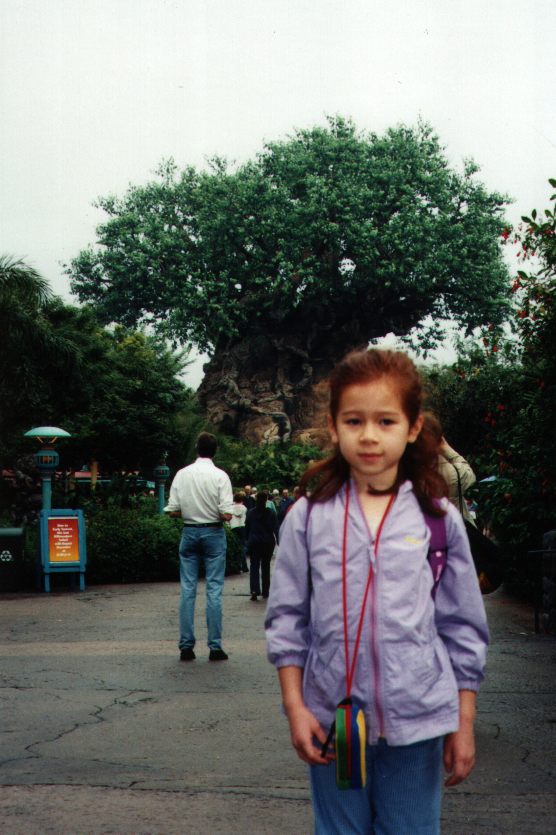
[209,648,229,661]
[180,648,196,661]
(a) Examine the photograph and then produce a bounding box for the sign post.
[39,509,87,592]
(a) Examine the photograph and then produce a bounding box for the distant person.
[243,484,256,511]
[166,432,233,662]
[230,492,248,573]
[277,488,294,525]
[425,413,477,523]
[246,490,279,601]
[265,489,278,514]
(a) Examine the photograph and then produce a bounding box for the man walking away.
[166,432,233,661]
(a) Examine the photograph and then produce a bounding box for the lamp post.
[153,452,170,515]
[24,426,71,511]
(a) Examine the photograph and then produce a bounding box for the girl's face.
[328,377,423,492]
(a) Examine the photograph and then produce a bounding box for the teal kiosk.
[24,426,87,592]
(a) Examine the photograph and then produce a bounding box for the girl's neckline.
[366,482,398,496]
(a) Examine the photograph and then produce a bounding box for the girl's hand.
[443,723,476,787]
[286,703,335,766]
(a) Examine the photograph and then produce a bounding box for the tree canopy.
[0,280,200,472]
[69,118,511,357]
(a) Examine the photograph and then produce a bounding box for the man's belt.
[183,522,223,528]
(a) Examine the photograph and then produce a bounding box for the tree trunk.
[197,332,338,447]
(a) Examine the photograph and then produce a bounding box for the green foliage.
[0,256,75,463]
[86,506,241,584]
[69,118,511,356]
[426,179,556,596]
[57,507,180,584]
[223,525,243,575]
[215,439,325,490]
[0,292,201,475]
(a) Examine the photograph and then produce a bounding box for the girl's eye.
[345,418,360,426]
[380,418,395,426]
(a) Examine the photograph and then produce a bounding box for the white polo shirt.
[166,457,233,523]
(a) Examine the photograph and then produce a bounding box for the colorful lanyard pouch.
[332,696,367,789]
[321,484,395,790]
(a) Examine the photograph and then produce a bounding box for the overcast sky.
[2,0,555,385]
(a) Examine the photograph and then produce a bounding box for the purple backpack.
[424,512,448,598]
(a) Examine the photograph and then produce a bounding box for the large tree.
[69,118,511,442]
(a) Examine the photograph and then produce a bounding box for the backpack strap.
[424,511,448,599]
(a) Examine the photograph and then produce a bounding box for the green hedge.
[4,509,243,590]
[86,508,242,584]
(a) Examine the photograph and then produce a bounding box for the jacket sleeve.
[165,474,181,514]
[272,508,280,544]
[265,498,312,670]
[245,509,252,538]
[435,503,489,692]
[440,444,477,496]
[218,474,234,516]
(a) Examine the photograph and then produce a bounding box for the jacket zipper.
[353,483,392,740]
[369,544,385,738]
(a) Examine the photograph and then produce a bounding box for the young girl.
[265,349,489,835]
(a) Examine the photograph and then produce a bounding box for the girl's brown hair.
[299,348,447,515]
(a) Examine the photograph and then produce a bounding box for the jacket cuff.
[274,653,307,669]
[456,678,481,692]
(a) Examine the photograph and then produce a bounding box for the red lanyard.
[342,481,395,697]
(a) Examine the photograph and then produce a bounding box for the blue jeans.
[179,526,226,651]
[310,736,443,835]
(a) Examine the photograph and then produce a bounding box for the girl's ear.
[327,414,338,445]
[408,413,424,444]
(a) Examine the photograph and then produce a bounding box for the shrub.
[86,507,242,584]
[86,508,181,583]
[215,439,324,490]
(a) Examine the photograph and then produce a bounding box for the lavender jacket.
[265,480,489,746]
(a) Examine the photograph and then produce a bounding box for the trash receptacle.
[0,527,26,591]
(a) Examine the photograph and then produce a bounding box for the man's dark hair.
[196,432,218,458]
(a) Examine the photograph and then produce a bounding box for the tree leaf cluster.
[426,180,556,594]
[0,267,200,476]
[68,117,511,356]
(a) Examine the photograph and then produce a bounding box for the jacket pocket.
[385,641,455,720]
[303,640,346,714]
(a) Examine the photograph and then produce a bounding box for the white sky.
[2,0,555,386]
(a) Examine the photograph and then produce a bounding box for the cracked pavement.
[0,578,555,833]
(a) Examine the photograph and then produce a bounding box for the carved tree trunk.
[197,333,333,446]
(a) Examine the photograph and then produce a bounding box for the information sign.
[39,509,87,592]
[48,516,80,563]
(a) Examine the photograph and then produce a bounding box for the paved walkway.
[0,576,555,834]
